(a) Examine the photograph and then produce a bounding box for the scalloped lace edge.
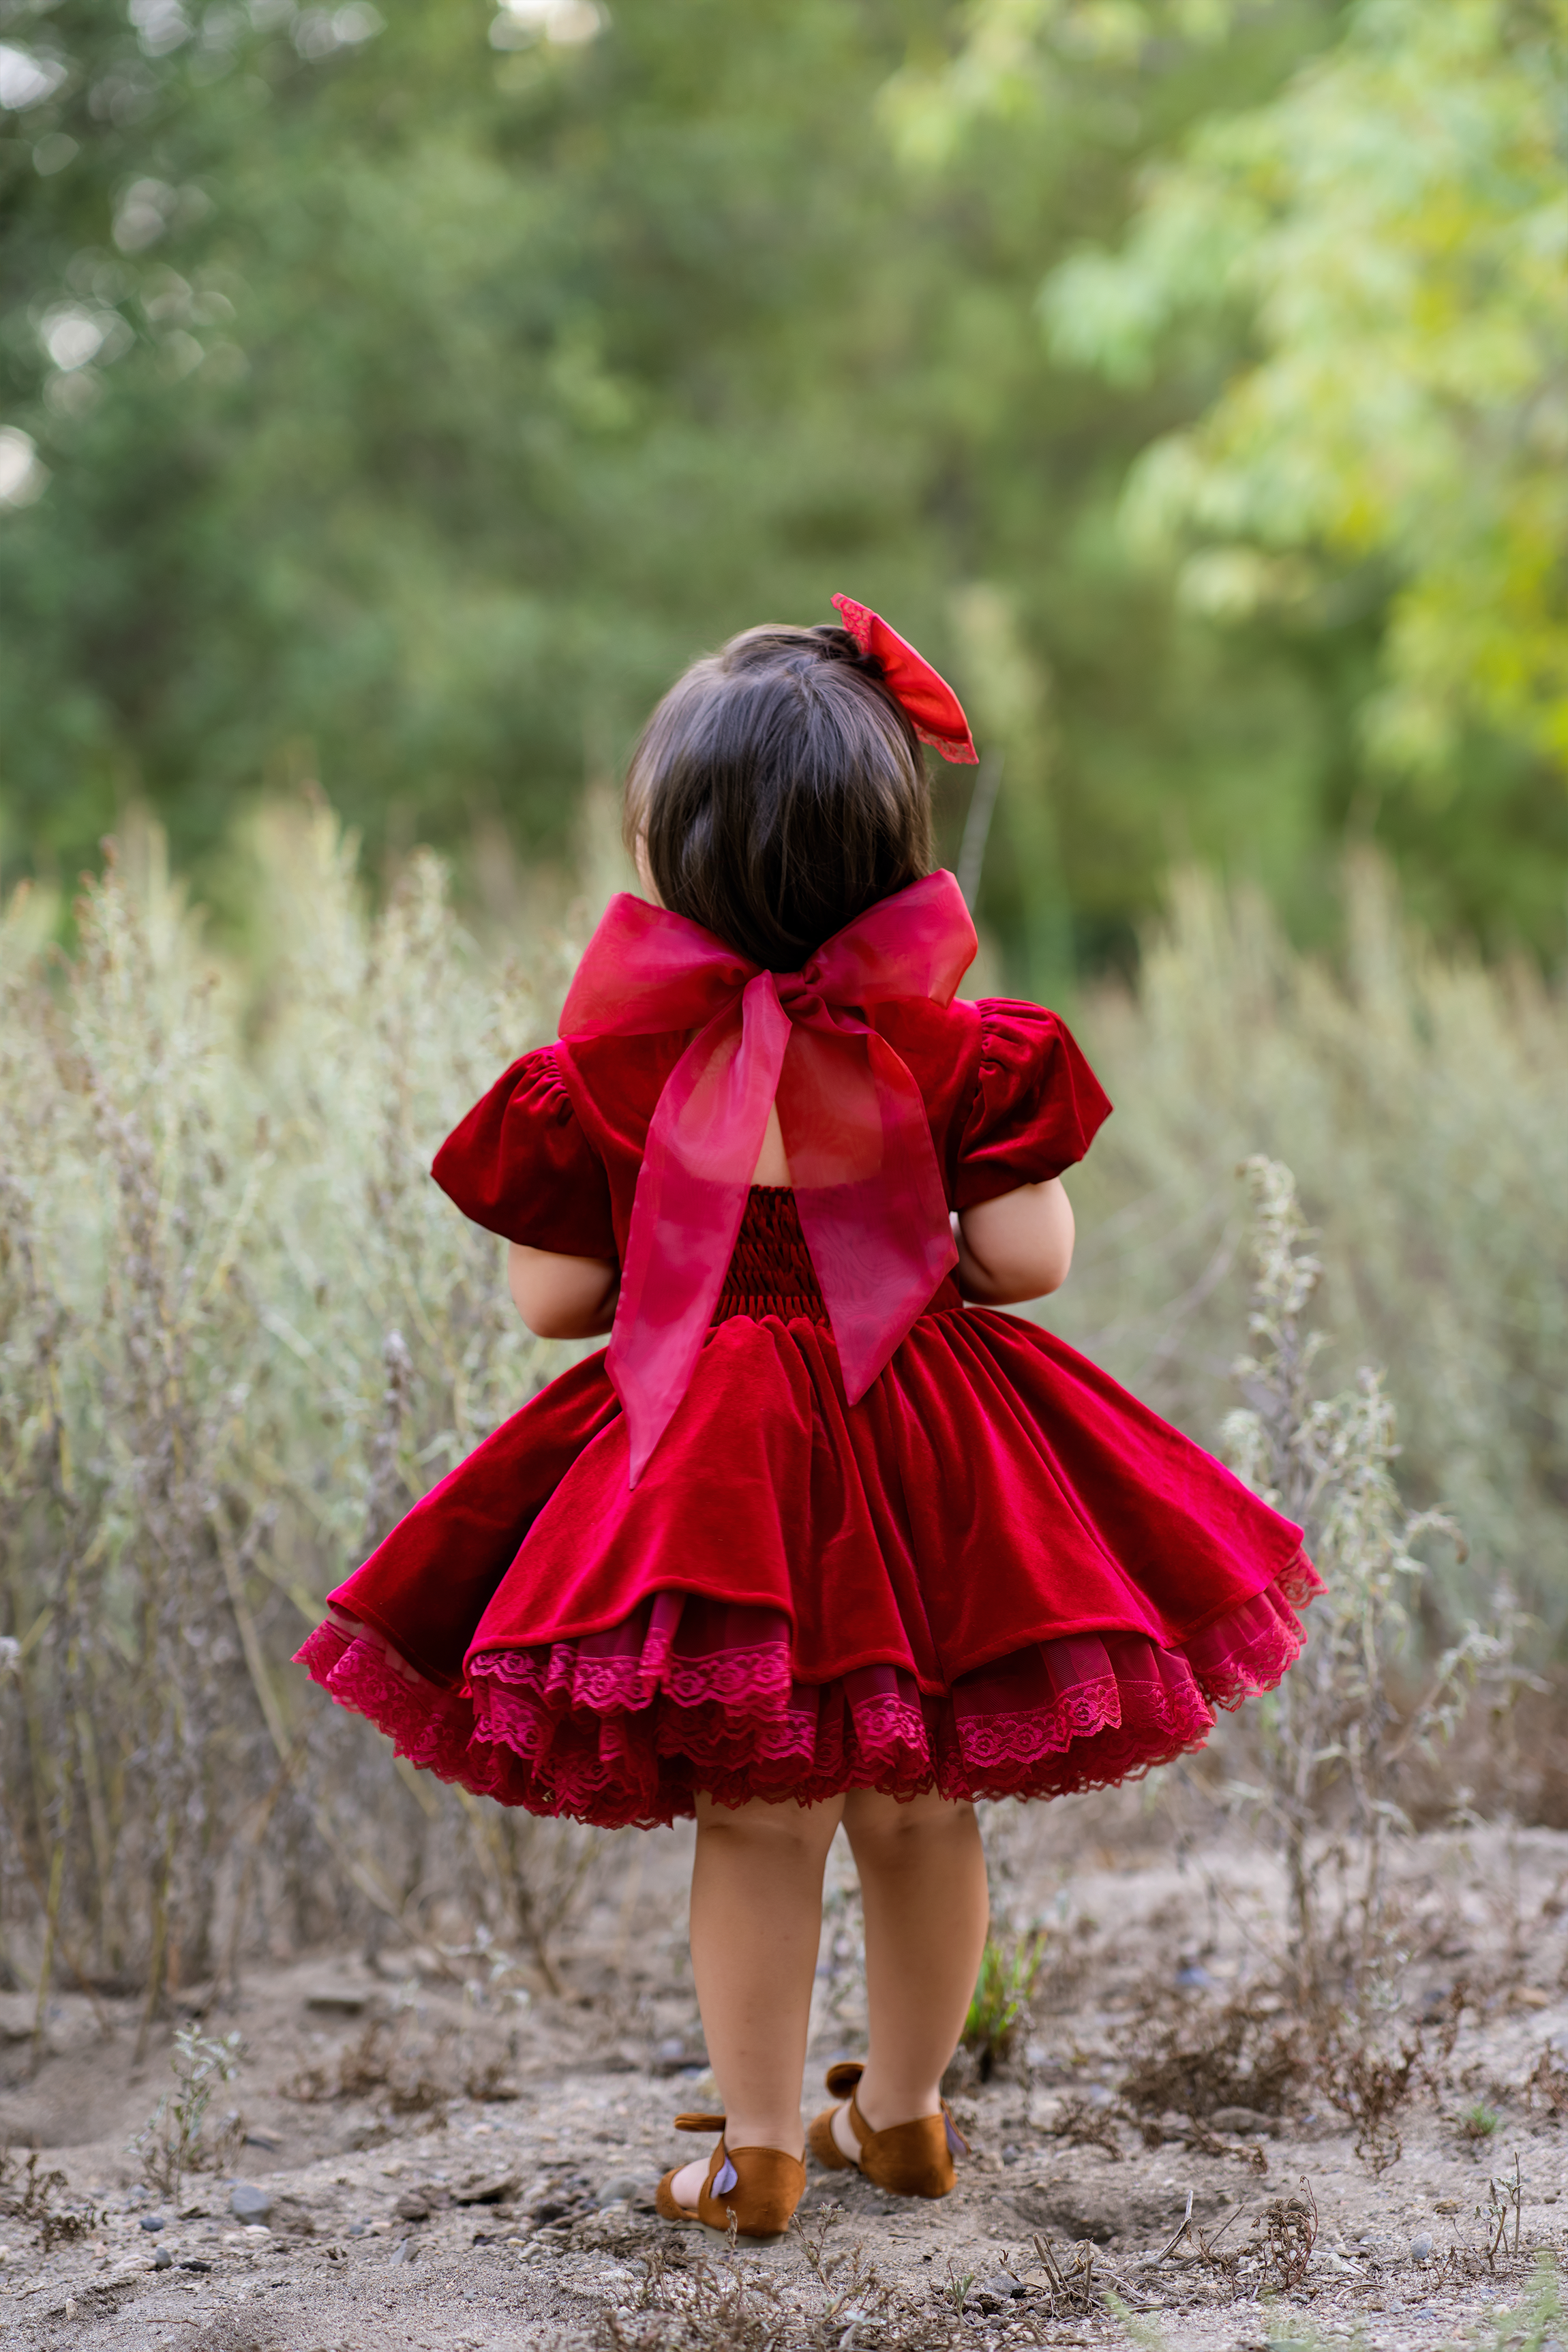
[293,1550,1321,1827]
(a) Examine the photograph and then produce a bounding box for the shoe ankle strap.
[674,2111,726,2132]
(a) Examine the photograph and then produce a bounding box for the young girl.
[297,597,1318,2241]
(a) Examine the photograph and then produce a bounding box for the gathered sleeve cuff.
[431,1046,618,1260]
[952,999,1112,1211]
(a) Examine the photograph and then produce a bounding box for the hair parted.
[622,622,933,971]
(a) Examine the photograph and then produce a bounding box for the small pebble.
[139,2215,164,2233]
[1410,2232,1433,2262]
[596,2174,643,2208]
[230,2182,272,2223]
[152,2247,172,2271]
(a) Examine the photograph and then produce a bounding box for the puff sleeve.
[432,1047,617,1259]
[953,999,1112,1211]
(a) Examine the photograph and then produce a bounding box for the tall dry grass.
[2,815,1564,2023]
[0,808,597,2036]
[1053,858,1568,1646]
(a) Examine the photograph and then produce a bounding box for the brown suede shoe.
[654,2111,806,2241]
[805,2062,967,2199]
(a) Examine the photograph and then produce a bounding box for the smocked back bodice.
[713,1188,961,1327]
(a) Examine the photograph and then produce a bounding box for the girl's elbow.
[517,1301,578,1340]
[1009,1248,1073,1304]
[507,1244,618,1338]
[516,1295,616,1340]
[1038,1237,1074,1296]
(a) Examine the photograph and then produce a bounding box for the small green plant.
[1483,2153,1524,2265]
[1257,2327,1344,2352]
[962,1929,1043,2079]
[1101,2291,1169,2351]
[1459,2102,1503,2144]
[935,2257,975,2316]
[127,2023,244,2201]
[1465,2253,1563,2349]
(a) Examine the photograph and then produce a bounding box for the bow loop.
[831,594,978,766]
[564,873,977,1483]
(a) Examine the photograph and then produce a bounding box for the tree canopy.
[1,0,1563,969]
[1040,0,1568,944]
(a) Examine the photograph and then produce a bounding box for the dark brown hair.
[622,622,933,970]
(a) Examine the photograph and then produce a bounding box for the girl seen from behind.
[297,595,1318,2238]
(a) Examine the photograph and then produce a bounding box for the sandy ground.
[5,1800,1568,2351]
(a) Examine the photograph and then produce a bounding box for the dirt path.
[5,1809,1568,2349]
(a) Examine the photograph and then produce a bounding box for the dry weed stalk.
[791,2202,894,2337]
[1311,2022,1423,2175]
[1220,1156,1527,2014]
[1522,2042,1568,2122]
[0,2147,97,2252]
[1031,2231,1121,2316]
[1060,860,1568,1657]
[1119,1988,1306,2129]
[0,809,610,2016]
[597,2208,952,2351]
[280,1993,517,2115]
[1046,2093,1125,2160]
[596,2237,786,2352]
[1255,2182,1318,2291]
[1484,2153,1524,2264]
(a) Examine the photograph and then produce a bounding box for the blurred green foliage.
[1,0,1564,968]
[1043,0,1568,780]
[1029,0,1568,954]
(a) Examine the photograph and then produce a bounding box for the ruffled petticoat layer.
[295,1552,1321,1830]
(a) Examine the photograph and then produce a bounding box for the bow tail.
[608,978,791,1484]
[780,1026,957,1405]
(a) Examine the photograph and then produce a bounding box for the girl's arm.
[508,1243,620,1339]
[954,1177,1074,1306]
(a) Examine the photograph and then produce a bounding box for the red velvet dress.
[296,993,1318,1828]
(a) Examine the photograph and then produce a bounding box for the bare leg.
[830,1788,989,2152]
[667,1790,844,2210]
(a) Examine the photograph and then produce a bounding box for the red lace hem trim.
[292,1553,1321,1830]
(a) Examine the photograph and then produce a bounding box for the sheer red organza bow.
[560,872,979,1483]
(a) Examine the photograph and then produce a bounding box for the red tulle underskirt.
[294,1553,1320,1830]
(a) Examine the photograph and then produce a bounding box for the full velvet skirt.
[295,1297,1319,1828]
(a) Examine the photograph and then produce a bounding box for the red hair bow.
[560,872,978,1484]
[832,594,977,765]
